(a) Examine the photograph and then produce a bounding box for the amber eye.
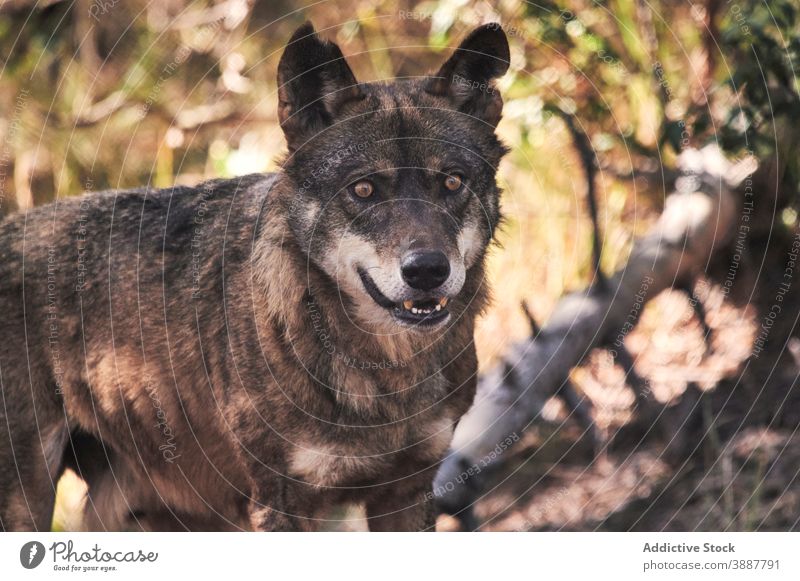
[352,180,374,198]
[443,173,464,192]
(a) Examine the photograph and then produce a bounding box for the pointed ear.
[424,23,510,126]
[277,22,364,152]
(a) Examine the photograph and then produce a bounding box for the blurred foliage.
[714,0,800,206]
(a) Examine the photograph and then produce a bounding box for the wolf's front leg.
[247,473,314,531]
[234,424,313,531]
[365,474,437,531]
[248,497,303,531]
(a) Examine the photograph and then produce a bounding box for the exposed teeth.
[400,297,448,316]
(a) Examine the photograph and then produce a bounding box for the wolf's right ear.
[277,22,364,152]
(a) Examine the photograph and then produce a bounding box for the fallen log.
[434,145,757,524]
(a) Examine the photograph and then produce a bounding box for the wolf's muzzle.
[400,250,451,291]
[357,268,451,328]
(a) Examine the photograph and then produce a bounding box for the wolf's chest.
[286,354,456,487]
[287,416,454,488]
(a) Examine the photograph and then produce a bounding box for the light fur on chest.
[288,417,454,487]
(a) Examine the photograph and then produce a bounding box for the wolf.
[0,21,509,531]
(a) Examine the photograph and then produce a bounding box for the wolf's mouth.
[357,268,450,327]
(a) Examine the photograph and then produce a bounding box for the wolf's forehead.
[349,102,465,159]
[339,131,462,174]
[356,83,456,134]
[315,83,480,173]
[365,80,433,109]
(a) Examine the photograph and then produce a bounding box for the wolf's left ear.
[425,23,510,126]
[277,22,364,152]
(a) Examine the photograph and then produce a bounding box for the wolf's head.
[277,22,509,332]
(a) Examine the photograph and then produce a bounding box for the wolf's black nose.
[401,250,450,290]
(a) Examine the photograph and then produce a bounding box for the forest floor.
[435,274,800,532]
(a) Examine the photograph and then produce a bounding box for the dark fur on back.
[0,22,509,531]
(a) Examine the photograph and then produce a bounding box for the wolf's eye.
[351,180,374,199]
[443,173,464,193]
